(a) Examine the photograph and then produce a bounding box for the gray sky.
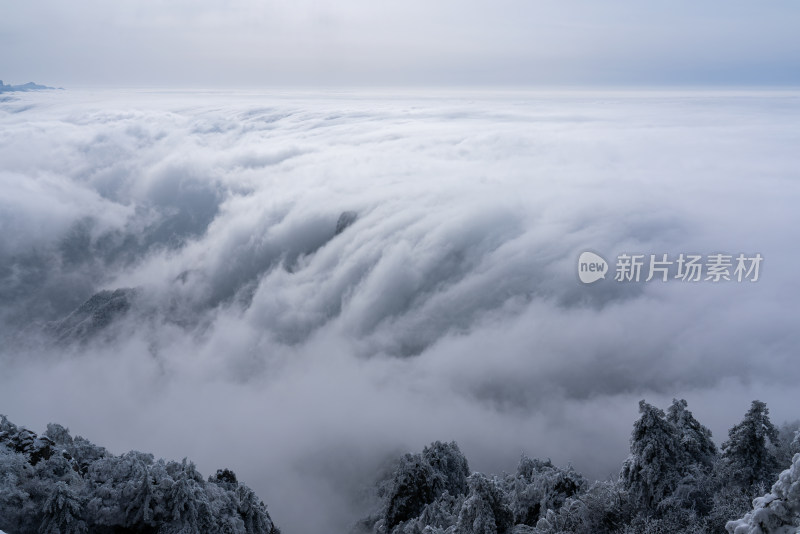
[2,0,800,87]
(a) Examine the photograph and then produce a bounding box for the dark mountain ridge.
[0,80,61,92]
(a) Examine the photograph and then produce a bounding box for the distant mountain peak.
[0,80,61,92]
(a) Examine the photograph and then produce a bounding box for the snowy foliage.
[531,480,629,534]
[3,396,793,534]
[0,415,278,534]
[619,398,722,517]
[358,398,796,534]
[39,481,87,534]
[455,473,513,534]
[383,452,445,530]
[364,441,471,534]
[667,398,718,472]
[775,423,800,470]
[722,401,781,490]
[423,441,471,499]
[620,401,685,511]
[505,456,585,527]
[726,453,800,534]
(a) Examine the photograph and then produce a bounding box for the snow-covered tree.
[506,456,584,527]
[68,435,107,476]
[38,481,86,534]
[667,398,717,471]
[1,415,278,534]
[383,452,442,531]
[620,400,684,511]
[0,444,36,533]
[708,485,756,534]
[722,400,780,490]
[124,460,159,527]
[410,490,464,532]
[164,459,210,531]
[210,468,239,488]
[531,480,628,534]
[423,441,471,498]
[619,400,719,518]
[455,473,513,534]
[43,423,74,447]
[86,451,154,527]
[367,441,472,533]
[236,484,279,534]
[775,422,800,471]
[726,453,800,533]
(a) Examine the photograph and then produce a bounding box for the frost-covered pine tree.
[124,461,159,527]
[620,400,684,511]
[86,451,154,527]
[369,441,472,533]
[455,473,512,534]
[43,423,73,448]
[236,484,279,534]
[667,399,717,471]
[506,456,584,527]
[38,481,86,534]
[530,480,627,534]
[660,399,719,513]
[383,452,442,531]
[408,490,464,533]
[164,459,210,531]
[726,453,800,533]
[0,445,37,532]
[722,400,780,490]
[423,441,471,498]
[68,435,108,476]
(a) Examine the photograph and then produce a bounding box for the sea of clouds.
[1,88,799,532]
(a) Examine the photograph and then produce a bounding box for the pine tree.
[620,400,684,511]
[236,484,278,534]
[722,400,780,489]
[0,444,36,533]
[455,473,512,534]
[124,462,158,527]
[667,399,717,472]
[165,459,208,530]
[39,481,86,534]
[507,456,584,527]
[662,399,718,514]
[423,441,470,498]
[43,424,73,447]
[383,453,440,531]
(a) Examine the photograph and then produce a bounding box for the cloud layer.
[1,89,800,532]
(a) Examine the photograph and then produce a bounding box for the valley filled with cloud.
[1,89,800,532]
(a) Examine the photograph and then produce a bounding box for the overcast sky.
[2,0,800,87]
